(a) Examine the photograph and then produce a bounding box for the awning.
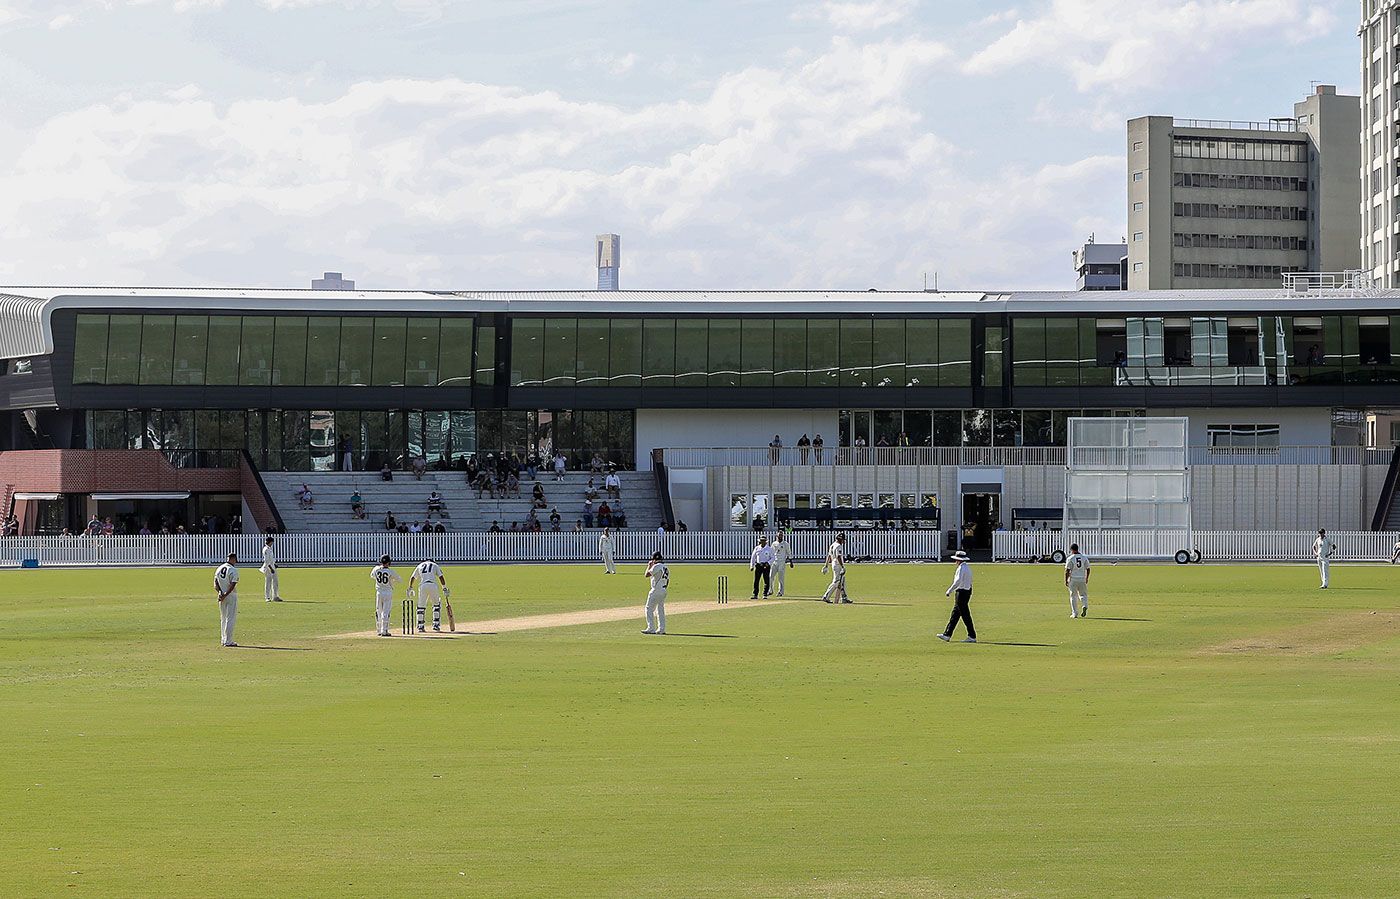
[90,492,191,501]
[13,492,60,501]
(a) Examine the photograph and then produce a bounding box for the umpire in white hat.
[937,549,976,643]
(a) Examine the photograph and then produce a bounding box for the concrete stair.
[260,469,663,533]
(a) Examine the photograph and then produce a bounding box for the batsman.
[407,558,454,633]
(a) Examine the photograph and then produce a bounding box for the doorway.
[960,491,1001,556]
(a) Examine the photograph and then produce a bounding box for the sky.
[0,0,1361,291]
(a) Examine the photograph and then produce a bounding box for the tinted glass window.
[371,317,407,387]
[138,315,175,385]
[305,317,340,386]
[608,319,642,387]
[708,319,741,388]
[773,319,806,387]
[807,319,839,387]
[741,318,774,387]
[576,318,610,386]
[205,316,242,385]
[542,318,577,386]
[674,319,708,387]
[642,319,676,387]
[439,318,473,387]
[72,314,110,384]
[404,318,440,387]
[905,319,938,388]
[938,318,971,386]
[172,315,208,386]
[840,319,872,387]
[339,317,373,386]
[511,318,543,386]
[872,319,904,388]
[239,316,275,386]
[105,314,143,384]
[273,316,308,386]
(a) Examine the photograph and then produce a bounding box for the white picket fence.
[0,529,949,568]
[994,529,1400,562]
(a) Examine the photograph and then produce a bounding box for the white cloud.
[0,33,1114,290]
[966,0,1337,92]
[798,0,918,32]
[47,12,74,28]
[599,52,638,76]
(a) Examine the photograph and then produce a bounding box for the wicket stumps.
[401,599,414,635]
[716,575,729,604]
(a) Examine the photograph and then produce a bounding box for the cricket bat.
[445,598,456,632]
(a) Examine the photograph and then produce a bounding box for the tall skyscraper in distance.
[1127,86,1359,290]
[311,271,355,290]
[596,234,620,290]
[1362,2,1399,286]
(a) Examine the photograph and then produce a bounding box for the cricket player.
[770,531,794,597]
[408,558,450,632]
[820,532,851,604]
[260,536,284,603]
[1313,528,1334,589]
[213,552,239,647]
[1064,542,1091,618]
[937,550,976,643]
[749,535,774,600]
[371,554,403,637]
[599,527,616,574]
[642,550,669,635]
[1391,539,1400,564]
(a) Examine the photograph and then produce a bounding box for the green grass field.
[3,561,1400,897]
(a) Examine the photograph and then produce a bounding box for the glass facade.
[1011,316,1400,387]
[508,317,974,388]
[84,408,636,470]
[72,314,475,388]
[839,408,1143,448]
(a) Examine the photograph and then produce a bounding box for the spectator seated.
[350,491,366,519]
[380,462,394,482]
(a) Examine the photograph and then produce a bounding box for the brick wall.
[0,450,240,493]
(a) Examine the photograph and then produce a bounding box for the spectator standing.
[553,452,567,482]
[768,435,782,464]
[813,434,824,464]
[797,434,811,464]
[604,470,622,499]
[340,436,354,472]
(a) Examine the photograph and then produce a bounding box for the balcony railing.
[657,445,1393,468]
[1282,270,1383,296]
[1173,117,1298,132]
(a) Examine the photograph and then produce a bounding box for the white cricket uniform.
[645,562,670,634]
[412,560,446,631]
[1065,552,1091,617]
[771,539,793,596]
[1313,535,1334,587]
[821,541,848,602]
[371,564,404,635]
[213,562,239,646]
[260,545,280,602]
[599,534,616,574]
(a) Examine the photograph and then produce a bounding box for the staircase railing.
[240,450,287,534]
[1370,445,1400,531]
[652,448,676,531]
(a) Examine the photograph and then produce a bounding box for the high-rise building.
[1362,2,1400,286]
[311,272,355,290]
[1127,87,1360,290]
[1072,238,1128,290]
[596,234,620,290]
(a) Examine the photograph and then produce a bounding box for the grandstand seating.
[259,469,662,534]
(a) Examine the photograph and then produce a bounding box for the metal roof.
[3,285,1400,359]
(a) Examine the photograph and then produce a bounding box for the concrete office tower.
[596,234,620,290]
[311,272,355,290]
[1362,2,1400,286]
[1128,87,1360,290]
[1073,238,1128,290]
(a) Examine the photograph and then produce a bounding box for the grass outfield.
[3,562,1400,897]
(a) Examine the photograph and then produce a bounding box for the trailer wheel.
[1174,549,1191,564]
[1050,550,1066,564]
[1191,549,1202,564]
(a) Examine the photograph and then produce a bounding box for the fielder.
[820,532,851,604]
[770,531,794,597]
[642,550,669,635]
[1064,542,1090,618]
[213,552,239,647]
[1313,528,1334,589]
[408,558,452,633]
[260,536,284,603]
[599,527,616,574]
[371,554,403,637]
[1391,539,1400,564]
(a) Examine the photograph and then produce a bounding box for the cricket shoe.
[433,626,441,632]
[936,633,951,642]
[642,629,656,635]
[1070,612,1078,618]
[222,642,238,647]
[840,599,853,604]
[962,637,977,643]
[1081,606,1088,617]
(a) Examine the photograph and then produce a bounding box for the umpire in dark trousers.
[937,550,976,643]
[749,535,775,600]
